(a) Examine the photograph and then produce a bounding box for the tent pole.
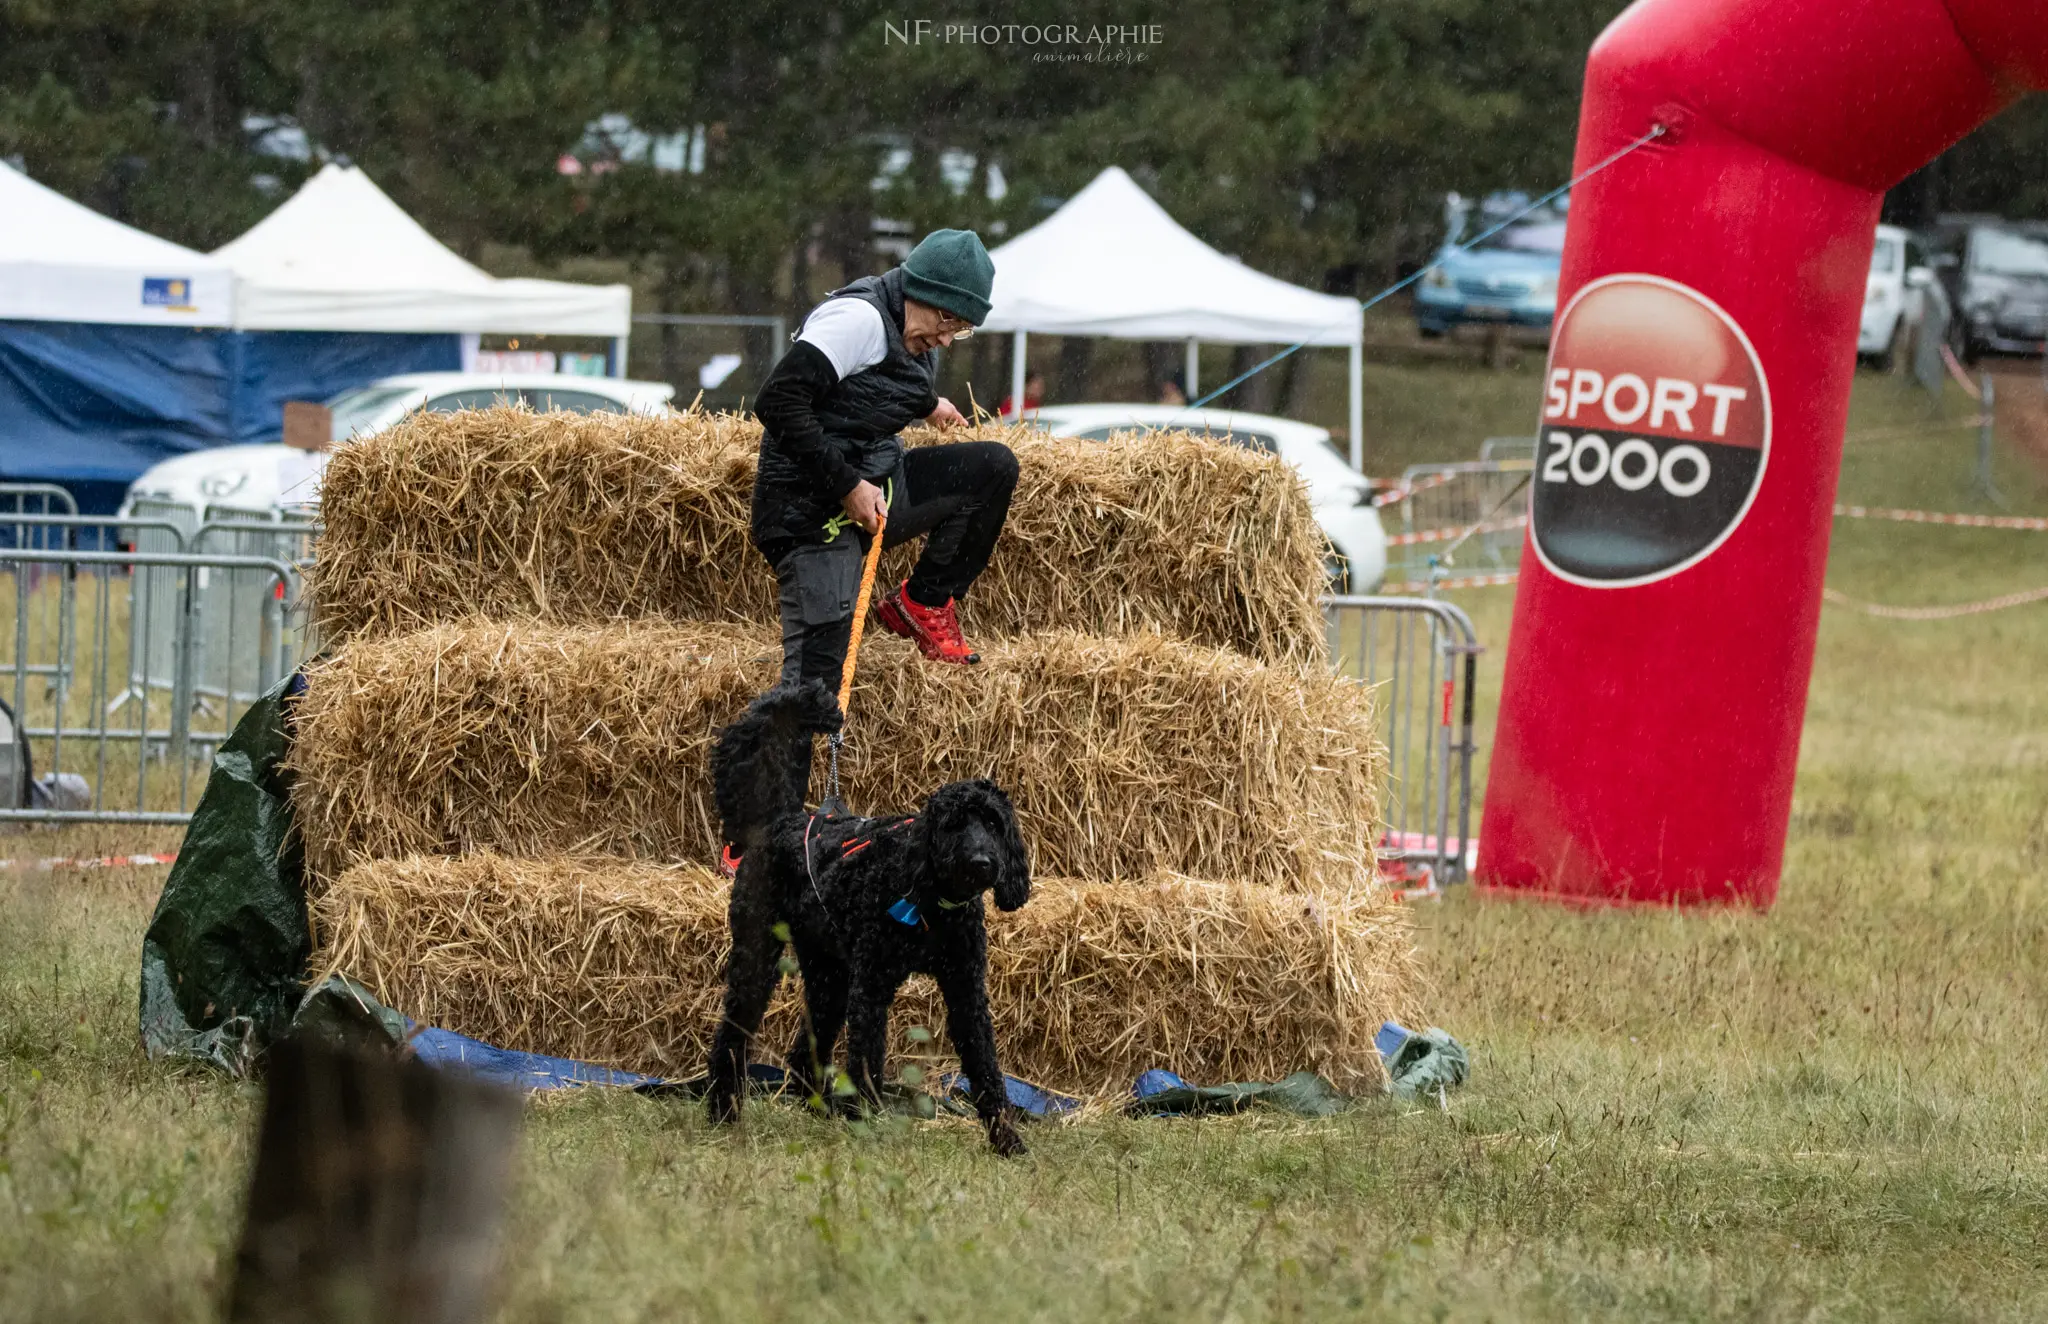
[1184,339,1199,402]
[1010,329,1028,420]
[1347,341,1364,472]
[610,335,628,380]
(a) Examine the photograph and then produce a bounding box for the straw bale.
[310,852,1419,1094]
[286,618,1382,894]
[308,407,1328,663]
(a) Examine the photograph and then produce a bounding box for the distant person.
[1157,375,1188,407]
[1000,370,1045,421]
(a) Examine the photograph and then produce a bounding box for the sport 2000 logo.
[1532,274,1771,588]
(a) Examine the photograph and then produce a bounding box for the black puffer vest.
[753,269,938,545]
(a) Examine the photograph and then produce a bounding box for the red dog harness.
[802,811,922,924]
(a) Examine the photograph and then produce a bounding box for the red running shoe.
[719,843,743,878]
[875,579,981,664]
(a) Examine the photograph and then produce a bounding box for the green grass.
[4,369,2047,1321]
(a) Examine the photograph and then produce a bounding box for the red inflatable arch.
[1480,0,2048,906]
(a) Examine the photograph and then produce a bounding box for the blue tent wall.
[224,330,458,445]
[0,320,231,513]
[0,319,459,514]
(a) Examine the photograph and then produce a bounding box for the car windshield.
[1971,228,2048,278]
[1473,221,1566,255]
[324,384,419,441]
[1870,237,1900,274]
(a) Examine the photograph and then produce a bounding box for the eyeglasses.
[937,314,975,339]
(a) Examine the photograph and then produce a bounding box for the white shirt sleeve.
[796,299,890,380]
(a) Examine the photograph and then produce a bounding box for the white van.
[1860,224,1940,370]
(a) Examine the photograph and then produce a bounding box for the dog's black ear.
[984,781,1031,912]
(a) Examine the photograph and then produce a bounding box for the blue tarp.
[409,1027,664,1091]
[399,1024,1467,1120]
[0,319,457,513]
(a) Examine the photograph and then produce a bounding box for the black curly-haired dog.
[705,681,1032,1156]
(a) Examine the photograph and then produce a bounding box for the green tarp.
[138,674,310,1074]
[1128,1070,1353,1118]
[1385,1027,1470,1101]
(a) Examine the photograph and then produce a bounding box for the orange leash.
[823,514,886,811]
[838,513,887,715]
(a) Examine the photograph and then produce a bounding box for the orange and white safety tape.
[0,851,176,872]
[1370,471,1461,508]
[1385,515,1528,547]
[1822,584,2048,620]
[1834,504,2048,531]
[1381,571,1521,593]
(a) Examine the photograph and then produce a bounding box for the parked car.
[1414,192,1567,336]
[1025,404,1387,592]
[1859,224,1942,371]
[1928,219,2048,360]
[118,372,675,522]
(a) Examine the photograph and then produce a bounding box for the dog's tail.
[711,681,844,851]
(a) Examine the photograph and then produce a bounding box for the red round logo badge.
[1533,274,1770,586]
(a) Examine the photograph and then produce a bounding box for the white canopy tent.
[214,164,632,370]
[0,163,232,326]
[982,166,1366,468]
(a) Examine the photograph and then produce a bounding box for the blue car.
[1414,197,1567,336]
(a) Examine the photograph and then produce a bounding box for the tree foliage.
[3,0,2044,316]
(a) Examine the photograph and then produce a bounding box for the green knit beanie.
[901,229,995,325]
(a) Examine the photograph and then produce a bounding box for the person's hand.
[927,397,966,428]
[841,479,887,533]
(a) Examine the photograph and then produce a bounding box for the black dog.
[705,682,1032,1156]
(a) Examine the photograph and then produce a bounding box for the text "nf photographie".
[884,21,1164,46]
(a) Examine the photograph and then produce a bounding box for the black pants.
[765,441,1018,687]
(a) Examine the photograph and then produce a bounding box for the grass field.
[3,368,2045,1321]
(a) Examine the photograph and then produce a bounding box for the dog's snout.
[966,852,996,874]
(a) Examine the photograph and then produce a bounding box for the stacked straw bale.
[292,404,1418,1095]
[308,408,1329,663]
[286,618,1382,893]
[312,853,1416,1091]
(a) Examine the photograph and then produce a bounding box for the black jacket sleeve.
[753,341,862,500]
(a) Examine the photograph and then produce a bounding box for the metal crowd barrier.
[1324,595,1481,887]
[1388,458,1532,586]
[1477,436,1537,464]
[0,546,306,823]
[0,515,194,701]
[0,482,80,525]
[121,500,321,712]
[0,528,1470,856]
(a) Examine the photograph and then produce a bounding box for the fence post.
[228,1035,521,1324]
[12,561,28,771]
[259,573,284,696]
[169,565,197,768]
[1976,372,2000,503]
